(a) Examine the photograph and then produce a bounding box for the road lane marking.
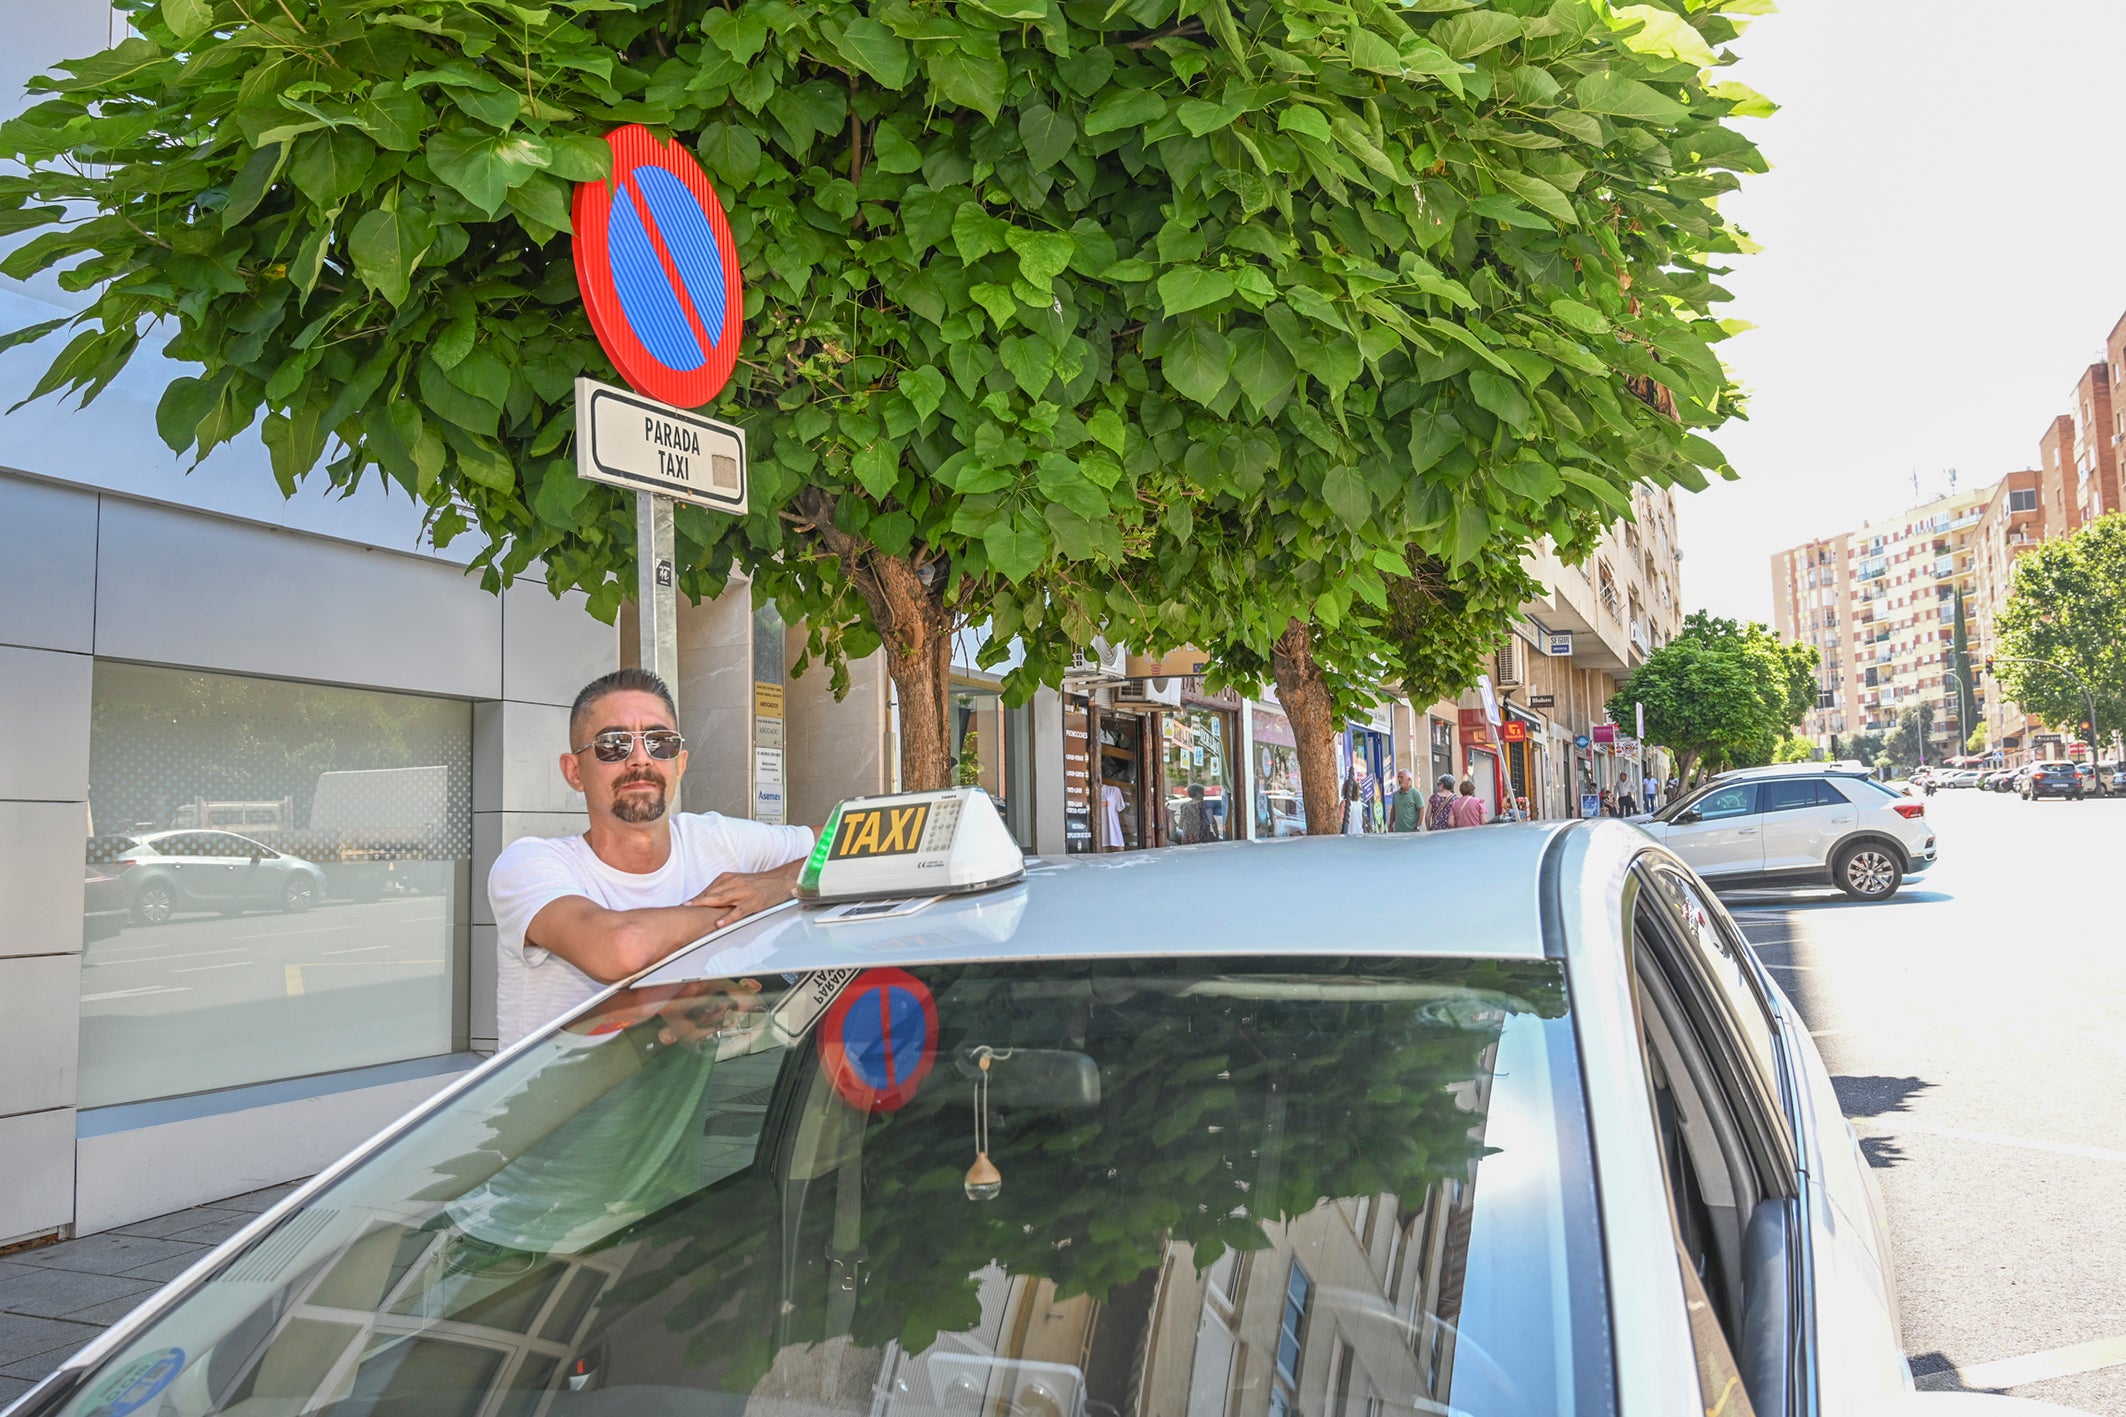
[87,948,244,966]
[81,986,190,1002]
[172,961,248,974]
[286,965,303,996]
[1915,1332,2126,1392]
[325,945,393,955]
[1856,1117,2126,1165]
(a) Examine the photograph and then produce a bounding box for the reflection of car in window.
[88,829,329,925]
[17,804,1987,1417]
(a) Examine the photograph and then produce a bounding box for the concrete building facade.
[1969,471,2045,757]
[1770,485,1991,756]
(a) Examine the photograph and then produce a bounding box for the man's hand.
[651,978,765,1048]
[689,859,803,928]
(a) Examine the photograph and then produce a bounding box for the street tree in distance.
[1994,513,2126,767]
[1608,611,1816,783]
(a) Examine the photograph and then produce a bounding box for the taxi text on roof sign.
[799,787,1025,904]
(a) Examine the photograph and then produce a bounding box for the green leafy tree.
[1948,583,1976,743]
[1964,722,1987,754]
[1994,514,2126,772]
[1770,734,1812,764]
[2,0,1767,801]
[1608,611,1815,783]
[1881,702,1932,775]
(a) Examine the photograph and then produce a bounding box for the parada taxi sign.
[798,787,1025,904]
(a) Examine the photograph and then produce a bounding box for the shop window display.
[1163,708,1234,844]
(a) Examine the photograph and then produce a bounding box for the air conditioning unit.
[1492,639,1525,688]
[1111,676,1184,708]
[1066,639,1127,681]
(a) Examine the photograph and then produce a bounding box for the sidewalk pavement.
[0,1181,307,1406]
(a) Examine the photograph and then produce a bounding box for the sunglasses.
[573,729,687,763]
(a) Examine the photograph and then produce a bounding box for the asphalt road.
[76,891,457,1107]
[1724,784,2126,1414]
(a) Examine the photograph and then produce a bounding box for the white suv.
[1634,765,1936,900]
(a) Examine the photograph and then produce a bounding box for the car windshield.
[39,957,1607,1417]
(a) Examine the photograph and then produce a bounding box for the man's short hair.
[570,668,678,744]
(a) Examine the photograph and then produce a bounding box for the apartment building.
[1771,485,1992,753]
[1969,471,2045,755]
[2038,414,2080,539]
[2070,363,2121,526]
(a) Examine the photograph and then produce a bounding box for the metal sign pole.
[637,492,680,806]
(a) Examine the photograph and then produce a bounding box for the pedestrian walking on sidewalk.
[1427,774,1460,830]
[1387,769,1424,832]
[1452,778,1487,828]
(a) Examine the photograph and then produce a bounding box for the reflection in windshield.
[44,959,1605,1417]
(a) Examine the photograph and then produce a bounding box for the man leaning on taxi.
[486,668,815,1047]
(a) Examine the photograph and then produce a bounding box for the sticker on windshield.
[767,966,859,1048]
[818,967,937,1113]
[82,1347,185,1417]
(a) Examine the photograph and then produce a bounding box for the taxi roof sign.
[799,787,1024,904]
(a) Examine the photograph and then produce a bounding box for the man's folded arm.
[524,896,729,984]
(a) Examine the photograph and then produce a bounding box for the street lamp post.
[1984,654,2105,796]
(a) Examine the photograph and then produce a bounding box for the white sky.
[1675,0,2126,624]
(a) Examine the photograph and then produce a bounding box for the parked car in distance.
[93,830,328,924]
[1634,764,1935,901]
[1941,768,1982,788]
[2022,762,2085,801]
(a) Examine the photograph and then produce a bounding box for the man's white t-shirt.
[487,813,814,1046]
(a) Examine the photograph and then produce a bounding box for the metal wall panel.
[502,579,617,708]
[0,475,97,653]
[0,645,91,801]
[0,800,88,960]
[470,811,592,928]
[0,1108,74,1246]
[472,700,583,816]
[94,499,502,698]
[0,952,81,1116]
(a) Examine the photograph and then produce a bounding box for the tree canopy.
[1608,610,1815,781]
[1993,513,2126,758]
[3,0,1767,792]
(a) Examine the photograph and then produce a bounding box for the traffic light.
[1984,657,1995,677]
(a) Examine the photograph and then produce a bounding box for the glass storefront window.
[1252,707,1304,837]
[1162,708,1233,844]
[81,664,472,1107]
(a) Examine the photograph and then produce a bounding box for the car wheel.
[1834,843,1902,901]
[132,881,176,926]
[282,875,317,914]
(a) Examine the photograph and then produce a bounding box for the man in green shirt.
[1387,769,1426,832]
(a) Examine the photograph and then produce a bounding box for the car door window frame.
[1629,857,1812,1417]
[1691,783,1760,822]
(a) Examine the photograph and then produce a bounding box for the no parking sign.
[572,124,745,409]
[817,968,938,1113]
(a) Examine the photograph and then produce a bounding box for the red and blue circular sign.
[571,124,745,409]
[818,968,938,1113]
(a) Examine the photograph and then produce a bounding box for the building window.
[1268,1263,1314,1417]
[82,664,472,1107]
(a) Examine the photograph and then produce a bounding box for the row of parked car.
[1919,761,2125,798]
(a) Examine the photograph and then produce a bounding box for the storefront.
[1061,680,1240,852]
[1251,703,1305,837]
[1339,706,1394,832]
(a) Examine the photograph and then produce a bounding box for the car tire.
[282,875,317,914]
[132,881,176,926]
[1834,842,1902,901]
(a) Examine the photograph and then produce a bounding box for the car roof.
[640,822,1613,988]
[1710,762,1871,783]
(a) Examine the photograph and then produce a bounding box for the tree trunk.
[1675,749,1700,787]
[802,492,956,791]
[1270,618,1344,836]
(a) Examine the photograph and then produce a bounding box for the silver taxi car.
[6,795,2077,1417]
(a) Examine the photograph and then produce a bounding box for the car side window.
[1694,783,1759,821]
[1757,780,1821,814]
[1644,865,1782,1097]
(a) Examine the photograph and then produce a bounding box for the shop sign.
[1528,694,1556,709]
[1476,674,1501,727]
[1501,720,1529,743]
[1592,723,1617,745]
[1580,792,1602,818]
[1574,734,1592,749]
[1063,694,1092,850]
[1545,632,1574,657]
